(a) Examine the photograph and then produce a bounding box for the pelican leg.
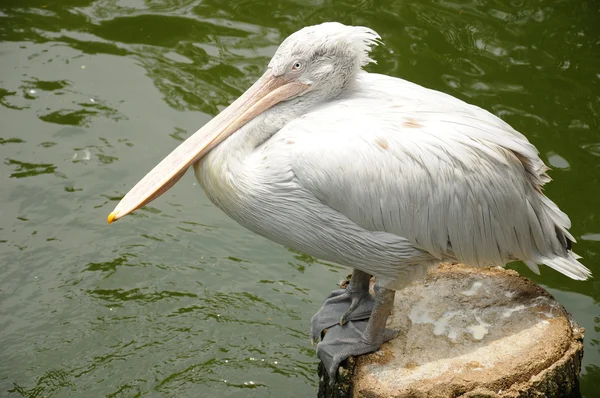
[316,285,397,383]
[310,269,374,344]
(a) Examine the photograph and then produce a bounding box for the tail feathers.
[539,253,592,281]
[524,261,541,275]
[540,195,574,240]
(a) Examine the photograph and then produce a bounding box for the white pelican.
[108,22,591,379]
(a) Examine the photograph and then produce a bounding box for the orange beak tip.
[107,212,118,224]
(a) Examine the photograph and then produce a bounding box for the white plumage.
[110,22,591,379]
[196,68,590,289]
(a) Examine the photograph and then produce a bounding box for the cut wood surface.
[318,263,584,398]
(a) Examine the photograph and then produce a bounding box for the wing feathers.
[287,74,590,279]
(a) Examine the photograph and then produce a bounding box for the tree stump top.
[333,263,583,398]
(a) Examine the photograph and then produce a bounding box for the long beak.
[107,69,310,223]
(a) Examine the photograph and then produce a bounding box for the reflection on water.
[0,0,599,397]
[5,159,57,178]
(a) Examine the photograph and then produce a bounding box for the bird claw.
[316,320,398,384]
[339,291,372,325]
[310,288,374,343]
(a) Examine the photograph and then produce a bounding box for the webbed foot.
[310,270,373,343]
[316,285,397,384]
[316,320,397,382]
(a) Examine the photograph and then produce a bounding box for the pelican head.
[107,22,381,223]
[269,23,380,94]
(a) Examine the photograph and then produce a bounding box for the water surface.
[1,0,599,396]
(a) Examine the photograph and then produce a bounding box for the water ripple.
[1,1,599,397]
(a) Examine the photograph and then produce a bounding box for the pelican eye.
[291,61,303,71]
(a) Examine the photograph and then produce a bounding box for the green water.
[1,0,598,396]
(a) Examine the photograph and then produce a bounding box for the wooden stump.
[318,263,584,398]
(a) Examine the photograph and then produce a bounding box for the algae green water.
[1,1,599,397]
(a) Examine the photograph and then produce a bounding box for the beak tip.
[107,211,118,224]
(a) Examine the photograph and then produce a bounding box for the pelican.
[108,22,591,379]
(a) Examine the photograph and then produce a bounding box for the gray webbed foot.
[310,270,373,343]
[316,285,397,384]
[316,320,398,384]
[310,289,374,343]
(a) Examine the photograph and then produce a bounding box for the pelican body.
[108,23,591,379]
